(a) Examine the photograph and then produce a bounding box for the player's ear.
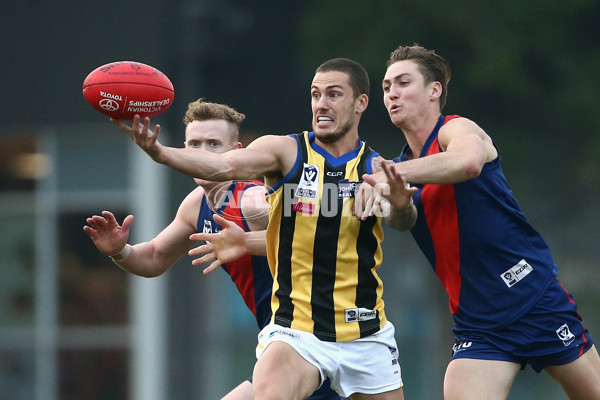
[355,93,369,114]
[234,141,243,149]
[430,81,442,101]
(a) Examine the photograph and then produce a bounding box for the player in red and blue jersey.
[359,45,600,399]
[197,180,273,329]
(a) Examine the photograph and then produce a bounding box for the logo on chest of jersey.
[202,219,214,233]
[500,259,533,288]
[295,163,319,199]
[345,308,378,323]
[338,179,361,198]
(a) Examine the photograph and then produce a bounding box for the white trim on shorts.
[256,321,402,398]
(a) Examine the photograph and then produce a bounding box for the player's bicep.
[439,118,495,163]
[152,190,201,259]
[241,135,298,179]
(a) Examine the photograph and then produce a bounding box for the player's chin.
[314,129,342,144]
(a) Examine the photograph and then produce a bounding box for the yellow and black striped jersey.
[266,131,387,342]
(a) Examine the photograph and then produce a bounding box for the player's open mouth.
[318,116,333,122]
[389,104,400,112]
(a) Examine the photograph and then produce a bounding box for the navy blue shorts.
[451,279,594,372]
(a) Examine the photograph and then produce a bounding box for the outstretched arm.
[111,115,296,183]
[83,187,203,277]
[371,117,498,186]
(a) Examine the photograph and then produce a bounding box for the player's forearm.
[385,201,417,232]
[156,146,235,181]
[110,242,173,278]
[244,231,268,256]
[396,152,482,185]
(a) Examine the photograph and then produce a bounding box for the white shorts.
[256,321,402,397]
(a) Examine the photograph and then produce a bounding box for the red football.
[82,61,174,120]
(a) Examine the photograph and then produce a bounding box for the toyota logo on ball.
[99,99,120,111]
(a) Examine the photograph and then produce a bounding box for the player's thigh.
[253,340,320,400]
[221,380,253,400]
[544,345,600,400]
[444,358,520,400]
[349,387,404,400]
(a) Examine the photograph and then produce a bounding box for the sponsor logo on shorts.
[268,329,300,340]
[556,323,575,346]
[389,346,399,366]
[345,308,378,322]
[500,259,533,288]
[452,341,473,356]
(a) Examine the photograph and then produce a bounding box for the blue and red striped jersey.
[395,115,558,330]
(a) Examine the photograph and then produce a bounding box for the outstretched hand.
[189,214,248,275]
[110,115,163,161]
[355,160,418,220]
[83,211,134,256]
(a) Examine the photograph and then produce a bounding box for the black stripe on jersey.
[311,162,346,341]
[273,206,296,327]
[355,148,382,337]
[355,215,381,337]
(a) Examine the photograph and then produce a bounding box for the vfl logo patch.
[338,179,361,198]
[345,308,377,323]
[500,259,533,288]
[202,219,213,233]
[556,324,575,346]
[295,163,319,199]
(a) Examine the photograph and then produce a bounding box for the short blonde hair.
[183,98,246,140]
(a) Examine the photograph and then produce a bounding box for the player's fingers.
[191,252,217,266]
[91,215,108,226]
[203,260,222,275]
[121,215,134,230]
[188,243,213,257]
[141,117,152,137]
[358,190,375,220]
[353,185,364,217]
[212,214,231,227]
[101,210,116,222]
[131,115,141,133]
[362,173,379,187]
[189,232,214,242]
